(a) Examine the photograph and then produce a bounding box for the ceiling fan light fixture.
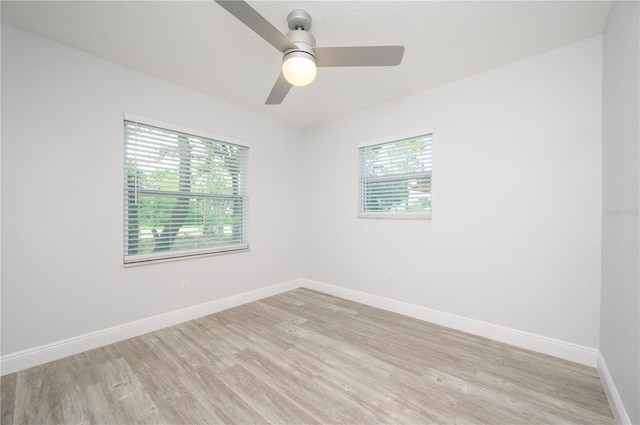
[282,51,317,87]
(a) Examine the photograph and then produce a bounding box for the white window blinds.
[124,119,248,264]
[359,133,432,219]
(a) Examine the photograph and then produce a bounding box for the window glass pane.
[124,120,248,263]
[359,134,432,218]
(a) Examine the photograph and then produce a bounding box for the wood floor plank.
[1,288,614,425]
[82,383,119,425]
[12,362,65,424]
[93,357,163,424]
[55,354,100,425]
[234,348,371,424]
[220,364,321,425]
[190,364,269,425]
[0,373,16,425]
[117,337,214,424]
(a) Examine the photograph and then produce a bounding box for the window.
[359,133,432,219]
[124,117,248,264]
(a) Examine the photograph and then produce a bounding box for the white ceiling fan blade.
[215,0,297,52]
[265,71,293,104]
[316,46,405,67]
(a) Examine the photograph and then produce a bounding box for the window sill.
[123,246,250,267]
[358,213,432,220]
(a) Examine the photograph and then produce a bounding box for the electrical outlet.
[180,279,190,292]
[387,273,394,285]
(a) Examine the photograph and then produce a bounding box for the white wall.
[601,1,640,423]
[0,22,608,369]
[1,25,304,355]
[301,37,603,348]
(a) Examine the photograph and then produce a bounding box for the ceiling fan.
[215,1,406,105]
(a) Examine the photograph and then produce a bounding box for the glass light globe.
[282,54,317,87]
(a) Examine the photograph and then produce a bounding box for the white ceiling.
[2,1,611,128]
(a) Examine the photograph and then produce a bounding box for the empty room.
[1,0,638,424]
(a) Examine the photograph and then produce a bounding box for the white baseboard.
[598,352,633,425]
[0,279,302,376]
[299,278,599,367]
[1,277,600,376]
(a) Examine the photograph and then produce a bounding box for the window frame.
[358,130,433,220]
[123,114,250,265]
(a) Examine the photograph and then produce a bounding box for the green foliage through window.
[124,120,248,263]
[359,134,432,218]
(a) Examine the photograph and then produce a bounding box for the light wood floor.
[1,288,614,424]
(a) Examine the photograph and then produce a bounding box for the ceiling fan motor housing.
[283,9,316,62]
[283,29,316,62]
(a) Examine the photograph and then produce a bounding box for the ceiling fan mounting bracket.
[287,10,312,31]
